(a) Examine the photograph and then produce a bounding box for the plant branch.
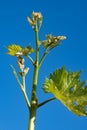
[28,24,39,130]
[11,65,31,110]
[22,76,26,90]
[39,50,49,68]
[22,88,31,110]
[11,65,23,90]
[22,74,31,110]
[38,97,56,108]
[27,55,35,65]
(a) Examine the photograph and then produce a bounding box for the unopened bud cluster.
[17,56,29,77]
[27,11,43,30]
[32,11,42,20]
[42,34,66,49]
[46,34,66,44]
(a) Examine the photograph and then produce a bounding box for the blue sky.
[0,0,87,130]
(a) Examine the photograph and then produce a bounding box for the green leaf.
[22,46,34,56]
[6,44,34,56]
[43,66,87,116]
[6,44,23,56]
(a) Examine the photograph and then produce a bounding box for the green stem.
[28,28,39,130]
[10,65,23,90]
[22,76,26,90]
[22,88,31,110]
[22,75,31,110]
[27,55,35,65]
[11,65,31,110]
[39,50,48,68]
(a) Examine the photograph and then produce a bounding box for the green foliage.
[43,66,87,116]
[22,46,34,56]
[6,44,34,56]
[6,44,23,56]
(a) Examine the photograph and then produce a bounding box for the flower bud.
[17,61,24,70]
[32,11,42,20]
[27,11,43,30]
[27,17,36,26]
[24,68,29,75]
[57,36,66,40]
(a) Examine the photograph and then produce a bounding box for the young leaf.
[43,66,87,116]
[6,44,23,56]
[22,46,34,56]
[6,44,34,56]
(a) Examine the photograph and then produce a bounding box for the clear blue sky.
[0,0,87,130]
